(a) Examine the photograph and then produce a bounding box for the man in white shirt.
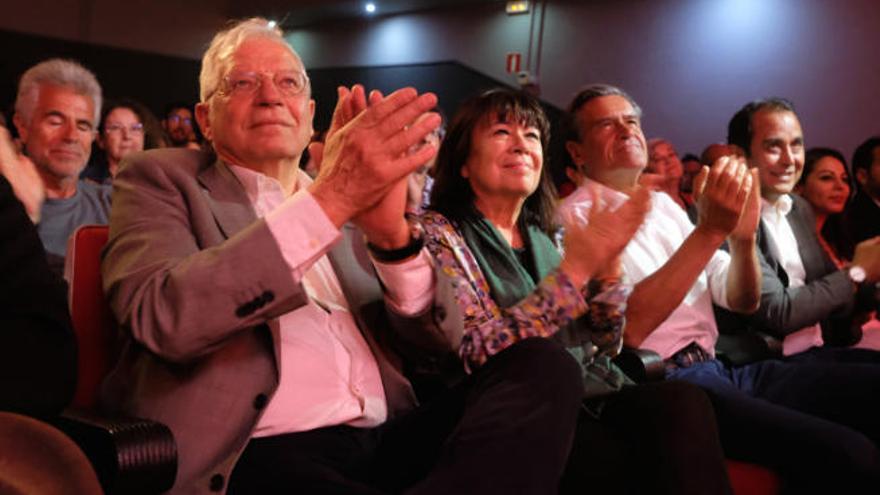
[558,84,880,492]
[100,18,584,495]
[726,99,880,359]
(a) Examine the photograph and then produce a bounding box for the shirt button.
[253,393,268,410]
[209,474,224,492]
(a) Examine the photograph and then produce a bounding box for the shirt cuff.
[265,189,341,278]
[372,248,435,316]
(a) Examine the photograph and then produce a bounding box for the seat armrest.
[52,409,177,495]
[614,347,665,383]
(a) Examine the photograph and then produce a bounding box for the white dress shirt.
[760,195,824,355]
[557,178,732,360]
[229,165,433,437]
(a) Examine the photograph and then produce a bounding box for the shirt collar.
[579,176,632,209]
[761,194,792,217]
[228,164,312,205]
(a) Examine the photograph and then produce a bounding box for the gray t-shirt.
[37,180,112,273]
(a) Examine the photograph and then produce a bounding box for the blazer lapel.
[197,160,258,239]
[757,219,789,286]
[788,198,834,282]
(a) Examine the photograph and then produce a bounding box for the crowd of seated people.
[2,15,880,495]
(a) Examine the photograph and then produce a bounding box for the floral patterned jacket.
[419,211,629,373]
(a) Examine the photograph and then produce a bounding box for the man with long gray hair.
[13,58,111,272]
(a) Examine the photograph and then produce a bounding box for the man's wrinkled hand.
[561,185,651,287]
[308,87,441,229]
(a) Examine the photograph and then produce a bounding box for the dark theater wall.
[3,0,879,163]
[289,0,880,162]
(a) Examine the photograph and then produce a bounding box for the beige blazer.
[100,148,444,494]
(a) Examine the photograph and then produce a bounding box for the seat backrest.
[65,225,114,409]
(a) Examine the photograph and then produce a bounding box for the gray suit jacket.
[750,194,859,345]
[100,148,451,494]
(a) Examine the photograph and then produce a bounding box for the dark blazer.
[0,175,76,417]
[100,148,446,494]
[749,194,860,346]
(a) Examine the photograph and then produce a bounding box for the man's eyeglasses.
[218,71,309,98]
[104,123,145,135]
[166,115,192,125]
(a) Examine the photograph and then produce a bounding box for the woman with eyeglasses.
[85,98,165,183]
[418,88,732,494]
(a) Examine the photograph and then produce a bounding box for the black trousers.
[670,358,880,494]
[560,380,732,495]
[228,337,584,495]
[785,345,880,364]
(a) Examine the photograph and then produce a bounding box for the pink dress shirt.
[228,165,433,437]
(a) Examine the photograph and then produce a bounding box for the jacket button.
[253,393,268,410]
[262,290,275,303]
[235,302,255,318]
[209,473,224,491]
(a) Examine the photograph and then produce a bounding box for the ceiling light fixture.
[365,2,377,14]
[505,1,529,15]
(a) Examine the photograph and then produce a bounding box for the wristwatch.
[848,265,867,284]
[366,222,425,263]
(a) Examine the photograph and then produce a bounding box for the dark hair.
[563,83,642,143]
[800,147,854,259]
[727,97,797,156]
[429,88,557,233]
[681,153,700,163]
[799,147,848,188]
[163,101,193,119]
[100,98,167,150]
[851,136,880,176]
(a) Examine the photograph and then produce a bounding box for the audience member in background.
[557,160,584,198]
[845,136,880,244]
[83,98,164,183]
[795,147,854,262]
[700,143,744,168]
[101,18,584,494]
[298,128,325,178]
[646,138,697,222]
[162,101,201,149]
[423,88,731,495]
[559,83,880,493]
[727,99,880,355]
[405,120,444,216]
[679,152,701,206]
[12,58,111,274]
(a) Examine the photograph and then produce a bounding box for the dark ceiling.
[227,0,505,28]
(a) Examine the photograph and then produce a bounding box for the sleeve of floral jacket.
[420,211,627,372]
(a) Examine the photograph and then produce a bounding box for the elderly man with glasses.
[100,18,584,495]
[12,58,111,273]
